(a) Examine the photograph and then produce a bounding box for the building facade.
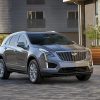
[80,0,99,46]
[63,0,100,46]
[0,0,78,43]
[85,0,99,27]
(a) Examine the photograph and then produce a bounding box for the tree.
[85,25,100,46]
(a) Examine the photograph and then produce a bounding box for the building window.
[27,0,45,4]
[95,0,98,15]
[67,11,78,20]
[67,11,78,28]
[27,11,43,20]
[27,11,45,28]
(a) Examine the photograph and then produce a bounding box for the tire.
[0,59,10,79]
[28,59,42,84]
[76,73,92,81]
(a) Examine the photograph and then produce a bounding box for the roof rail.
[46,31,56,33]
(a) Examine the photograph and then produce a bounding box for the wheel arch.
[27,55,40,71]
[0,55,4,60]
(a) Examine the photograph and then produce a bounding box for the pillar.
[78,2,85,46]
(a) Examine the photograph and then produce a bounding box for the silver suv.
[0,31,93,83]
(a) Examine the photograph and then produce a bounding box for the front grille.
[57,51,86,61]
[59,67,89,73]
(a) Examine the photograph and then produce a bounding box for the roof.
[12,31,58,35]
[63,0,85,2]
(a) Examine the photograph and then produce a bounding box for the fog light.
[48,62,57,68]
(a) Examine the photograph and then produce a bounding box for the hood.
[41,44,86,52]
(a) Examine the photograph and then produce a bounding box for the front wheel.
[28,59,42,84]
[76,73,92,81]
[0,59,10,79]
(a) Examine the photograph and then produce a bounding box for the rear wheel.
[0,59,10,79]
[76,73,92,81]
[28,59,42,84]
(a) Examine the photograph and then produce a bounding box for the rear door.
[4,35,19,69]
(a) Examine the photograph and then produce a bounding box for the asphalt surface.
[0,65,100,100]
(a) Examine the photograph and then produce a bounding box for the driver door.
[15,34,28,71]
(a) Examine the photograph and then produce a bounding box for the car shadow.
[41,77,92,85]
[0,73,93,85]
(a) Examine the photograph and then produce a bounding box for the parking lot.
[0,65,100,100]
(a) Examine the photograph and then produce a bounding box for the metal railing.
[67,19,78,28]
[27,19,45,28]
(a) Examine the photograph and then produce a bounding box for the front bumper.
[40,60,93,76]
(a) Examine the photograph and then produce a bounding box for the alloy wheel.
[0,62,4,78]
[29,62,38,82]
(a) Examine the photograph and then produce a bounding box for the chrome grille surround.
[56,50,87,61]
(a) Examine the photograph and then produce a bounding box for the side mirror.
[72,41,76,44]
[17,42,26,49]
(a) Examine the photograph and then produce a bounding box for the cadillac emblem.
[71,52,77,56]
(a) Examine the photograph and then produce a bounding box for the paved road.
[0,65,100,100]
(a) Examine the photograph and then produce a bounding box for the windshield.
[28,33,74,45]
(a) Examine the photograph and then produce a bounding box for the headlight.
[86,50,92,60]
[39,48,55,57]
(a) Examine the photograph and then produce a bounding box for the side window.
[5,37,12,45]
[9,35,19,46]
[18,35,28,46]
